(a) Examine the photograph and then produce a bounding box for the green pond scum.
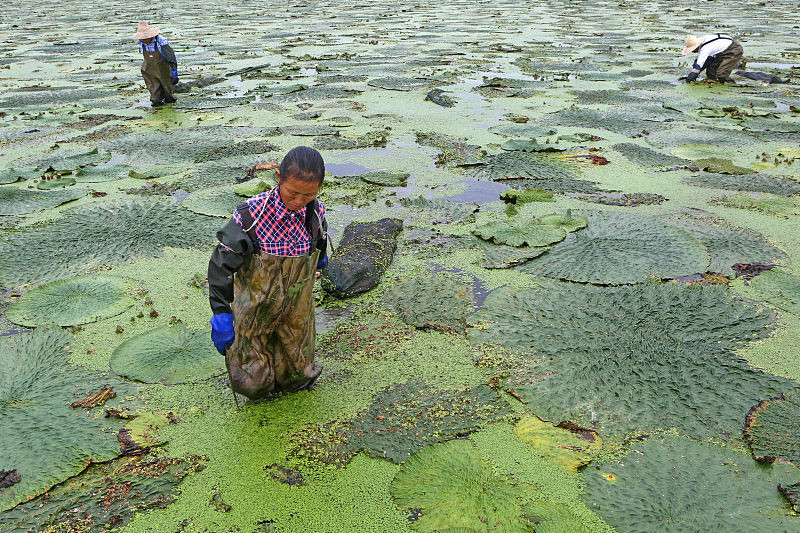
[1,0,800,531]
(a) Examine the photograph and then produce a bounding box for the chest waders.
[141,48,174,105]
[226,246,322,400]
[698,35,743,82]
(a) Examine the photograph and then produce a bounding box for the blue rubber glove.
[170,70,179,84]
[317,254,328,270]
[685,71,699,83]
[210,313,235,355]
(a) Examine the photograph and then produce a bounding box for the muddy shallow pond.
[1,1,800,531]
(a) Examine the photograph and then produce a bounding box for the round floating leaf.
[470,281,792,439]
[0,186,88,216]
[501,138,565,153]
[110,324,223,385]
[398,195,478,223]
[611,143,688,168]
[584,436,800,532]
[475,243,548,269]
[520,212,709,284]
[367,76,429,91]
[515,416,602,472]
[73,165,131,183]
[537,212,588,232]
[669,212,786,276]
[33,148,111,171]
[474,218,566,248]
[35,177,76,190]
[354,171,409,187]
[348,378,509,463]
[390,440,528,532]
[385,274,474,333]
[0,199,218,286]
[7,275,134,327]
[523,501,592,533]
[234,180,270,197]
[0,454,203,531]
[693,157,754,175]
[500,188,555,204]
[575,192,666,207]
[749,268,800,315]
[0,329,127,511]
[182,184,240,218]
[684,173,800,196]
[415,132,487,167]
[712,192,800,218]
[0,169,26,185]
[745,389,800,465]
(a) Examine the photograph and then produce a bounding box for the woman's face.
[143,37,154,44]
[277,170,320,212]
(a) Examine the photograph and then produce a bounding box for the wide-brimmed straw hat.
[132,20,160,40]
[682,35,700,55]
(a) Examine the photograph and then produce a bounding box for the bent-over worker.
[682,33,743,84]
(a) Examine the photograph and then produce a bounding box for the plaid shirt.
[231,187,326,256]
[139,35,169,54]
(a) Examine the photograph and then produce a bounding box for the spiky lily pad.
[7,275,134,327]
[355,171,409,187]
[541,107,680,137]
[576,192,666,207]
[500,188,555,204]
[415,132,487,166]
[669,211,786,276]
[398,195,478,223]
[0,169,26,185]
[36,177,76,190]
[515,416,601,472]
[33,148,111,171]
[694,157,754,174]
[501,139,564,153]
[475,243,548,269]
[384,274,474,333]
[0,329,127,511]
[367,77,429,91]
[584,436,800,532]
[611,143,688,168]
[182,184,240,218]
[390,440,527,532]
[73,165,131,183]
[780,482,800,513]
[469,151,582,182]
[0,453,204,531]
[537,212,588,232]
[349,379,508,463]
[0,199,218,286]
[469,281,791,439]
[684,173,800,196]
[745,388,800,465]
[474,218,566,248]
[749,268,800,315]
[110,324,223,385]
[520,212,709,284]
[0,186,88,216]
[523,501,592,533]
[712,192,800,217]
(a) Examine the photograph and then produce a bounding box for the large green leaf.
[415,132,487,167]
[523,501,592,533]
[110,324,224,385]
[749,268,800,315]
[33,148,111,171]
[745,388,800,465]
[0,186,88,216]
[520,212,709,284]
[384,274,475,333]
[182,184,240,218]
[684,173,800,196]
[390,440,528,532]
[0,453,204,531]
[611,143,688,168]
[469,281,792,439]
[7,275,134,327]
[0,329,127,511]
[668,212,786,276]
[712,192,800,217]
[584,436,800,532]
[0,199,218,287]
[474,218,566,247]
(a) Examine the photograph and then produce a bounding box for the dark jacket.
[208,199,328,315]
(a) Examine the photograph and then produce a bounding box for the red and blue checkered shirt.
[231,187,326,257]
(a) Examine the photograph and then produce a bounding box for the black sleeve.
[208,218,254,315]
[161,43,178,71]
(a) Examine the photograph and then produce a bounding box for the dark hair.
[279,146,325,185]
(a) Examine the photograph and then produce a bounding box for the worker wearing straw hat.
[682,33,743,84]
[132,21,178,107]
